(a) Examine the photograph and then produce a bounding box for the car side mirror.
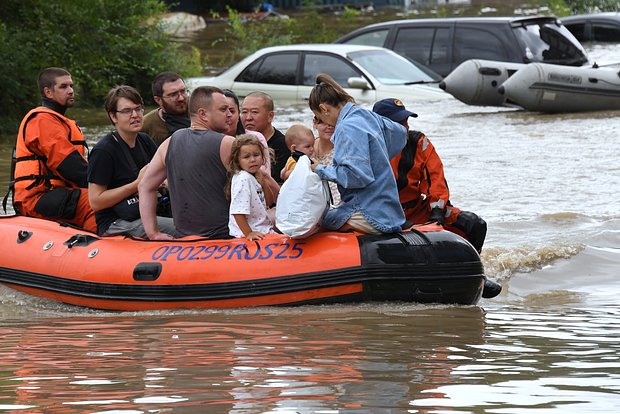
[347,77,370,90]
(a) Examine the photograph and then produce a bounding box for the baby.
[280,124,315,181]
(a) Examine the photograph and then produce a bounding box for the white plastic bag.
[275,155,330,239]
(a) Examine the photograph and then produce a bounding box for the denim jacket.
[315,102,407,233]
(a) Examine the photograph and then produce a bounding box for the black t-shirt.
[269,127,288,184]
[87,132,157,234]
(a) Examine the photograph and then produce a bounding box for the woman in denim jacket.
[308,73,407,234]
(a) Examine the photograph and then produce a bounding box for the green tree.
[0,0,201,132]
[215,6,297,65]
[215,3,362,66]
[546,0,620,13]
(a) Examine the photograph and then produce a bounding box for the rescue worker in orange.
[373,98,501,298]
[11,67,96,232]
[372,98,487,252]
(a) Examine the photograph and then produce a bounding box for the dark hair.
[152,71,183,97]
[104,85,144,124]
[222,89,240,109]
[225,134,267,200]
[189,86,224,116]
[223,89,245,135]
[38,67,71,96]
[308,73,355,112]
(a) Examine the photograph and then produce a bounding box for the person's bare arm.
[88,165,148,211]
[138,140,172,240]
[233,214,265,241]
[256,169,279,207]
[281,165,292,181]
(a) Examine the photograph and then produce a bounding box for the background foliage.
[213,2,361,66]
[0,0,201,132]
[563,0,620,12]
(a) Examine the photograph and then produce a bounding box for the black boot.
[482,277,502,299]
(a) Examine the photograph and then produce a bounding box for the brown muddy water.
[0,13,619,413]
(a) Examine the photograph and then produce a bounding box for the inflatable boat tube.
[439,59,526,107]
[498,62,620,113]
[0,216,486,310]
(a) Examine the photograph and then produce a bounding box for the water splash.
[482,243,585,280]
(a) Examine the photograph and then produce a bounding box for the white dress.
[228,170,275,237]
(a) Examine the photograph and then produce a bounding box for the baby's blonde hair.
[284,124,314,150]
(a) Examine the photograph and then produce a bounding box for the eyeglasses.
[161,88,188,100]
[115,106,144,116]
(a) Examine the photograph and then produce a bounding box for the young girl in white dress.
[226,134,278,240]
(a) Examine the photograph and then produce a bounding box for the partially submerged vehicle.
[336,16,589,77]
[186,44,448,104]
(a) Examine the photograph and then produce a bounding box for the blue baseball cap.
[372,98,418,122]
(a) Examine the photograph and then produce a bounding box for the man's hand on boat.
[148,232,175,241]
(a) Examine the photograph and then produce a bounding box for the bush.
[565,0,620,12]
[214,3,362,66]
[545,0,620,14]
[214,6,297,66]
[0,0,202,133]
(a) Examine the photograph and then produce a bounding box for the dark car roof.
[559,13,620,42]
[336,16,561,40]
[561,12,620,23]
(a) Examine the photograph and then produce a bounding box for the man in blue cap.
[373,98,501,298]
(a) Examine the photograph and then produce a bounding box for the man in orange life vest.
[12,67,96,232]
[373,98,501,298]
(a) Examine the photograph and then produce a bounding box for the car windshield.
[513,21,589,66]
[348,50,438,84]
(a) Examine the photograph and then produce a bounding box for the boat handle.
[17,230,33,243]
[414,286,443,302]
[63,234,99,248]
[133,262,162,281]
[478,67,501,76]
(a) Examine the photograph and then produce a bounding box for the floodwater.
[0,44,619,412]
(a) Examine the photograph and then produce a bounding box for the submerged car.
[335,16,590,77]
[561,13,620,43]
[186,44,449,103]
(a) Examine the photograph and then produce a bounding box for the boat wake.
[481,243,584,280]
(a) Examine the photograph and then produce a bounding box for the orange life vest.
[12,107,87,207]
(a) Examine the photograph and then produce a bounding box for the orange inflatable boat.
[0,215,486,310]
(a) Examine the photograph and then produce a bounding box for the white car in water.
[186,44,450,103]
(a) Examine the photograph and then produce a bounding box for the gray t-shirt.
[166,128,230,238]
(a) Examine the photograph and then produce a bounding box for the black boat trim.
[0,263,483,302]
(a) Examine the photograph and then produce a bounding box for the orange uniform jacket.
[390,130,487,252]
[12,107,95,231]
[390,130,450,221]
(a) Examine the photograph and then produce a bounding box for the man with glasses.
[142,71,190,146]
[87,85,180,238]
[10,67,96,232]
